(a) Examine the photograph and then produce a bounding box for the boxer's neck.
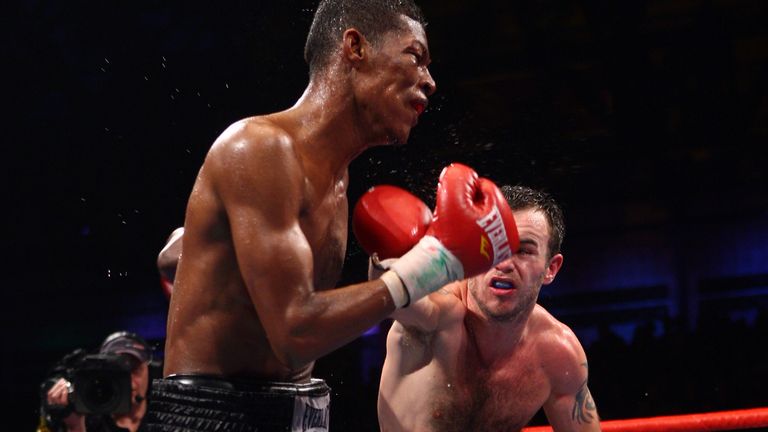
[461,281,534,363]
[287,79,371,175]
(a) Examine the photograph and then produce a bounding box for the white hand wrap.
[388,235,464,307]
[369,256,410,308]
[380,270,409,308]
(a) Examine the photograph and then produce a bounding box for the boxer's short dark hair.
[304,0,426,76]
[501,185,565,259]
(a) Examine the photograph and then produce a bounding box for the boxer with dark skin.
[163,1,436,383]
[150,3,519,429]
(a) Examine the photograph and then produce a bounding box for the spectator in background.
[40,331,153,432]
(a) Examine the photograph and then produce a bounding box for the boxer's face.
[468,208,563,322]
[356,15,436,146]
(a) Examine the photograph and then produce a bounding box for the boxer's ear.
[543,254,563,285]
[342,28,367,66]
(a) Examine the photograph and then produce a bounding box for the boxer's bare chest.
[300,176,348,290]
[428,338,550,432]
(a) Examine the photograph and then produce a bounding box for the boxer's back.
[163,116,348,382]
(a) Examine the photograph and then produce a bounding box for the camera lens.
[80,371,120,411]
[71,353,132,415]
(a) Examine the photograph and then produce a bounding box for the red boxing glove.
[352,185,432,260]
[428,163,519,277]
[362,164,519,308]
[160,275,173,300]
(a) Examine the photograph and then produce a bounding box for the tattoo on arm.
[571,362,597,424]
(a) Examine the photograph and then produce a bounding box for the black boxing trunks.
[143,374,331,432]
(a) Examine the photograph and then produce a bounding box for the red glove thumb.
[352,185,431,260]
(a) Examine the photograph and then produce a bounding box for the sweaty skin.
[378,208,600,432]
[163,15,436,382]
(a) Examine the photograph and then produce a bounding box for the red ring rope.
[523,407,768,432]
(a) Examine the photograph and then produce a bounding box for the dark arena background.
[7,0,768,430]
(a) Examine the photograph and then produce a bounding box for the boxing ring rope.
[523,407,768,432]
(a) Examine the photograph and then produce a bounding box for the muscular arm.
[390,296,439,330]
[544,363,600,432]
[542,325,601,432]
[209,123,396,369]
[367,257,444,332]
[389,281,467,331]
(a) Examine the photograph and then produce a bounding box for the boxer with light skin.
[359,186,601,432]
[146,0,518,430]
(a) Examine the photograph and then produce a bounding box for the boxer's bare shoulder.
[532,306,588,394]
[208,117,301,178]
[434,281,467,326]
[199,116,306,216]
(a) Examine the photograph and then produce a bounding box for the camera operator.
[39,331,152,432]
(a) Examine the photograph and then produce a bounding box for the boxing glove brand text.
[476,204,512,265]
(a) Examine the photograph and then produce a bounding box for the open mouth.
[490,278,515,291]
[411,101,426,116]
